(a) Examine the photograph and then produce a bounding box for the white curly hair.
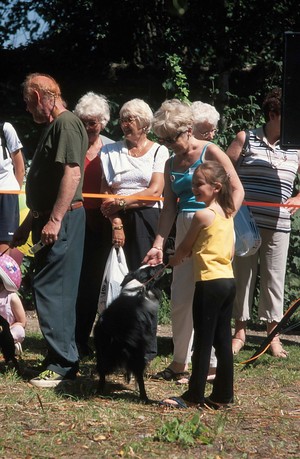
[74,91,110,130]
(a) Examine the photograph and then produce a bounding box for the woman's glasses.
[198,128,218,137]
[119,116,138,125]
[158,131,186,145]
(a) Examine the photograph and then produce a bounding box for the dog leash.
[142,263,170,288]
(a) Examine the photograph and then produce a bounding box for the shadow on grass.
[53,374,163,406]
[23,335,47,354]
[53,373,155,403]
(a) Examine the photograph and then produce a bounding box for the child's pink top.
[0,289,15,326]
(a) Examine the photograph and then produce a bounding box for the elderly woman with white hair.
[191,101,220,141]
[73,91,113,358]
[143,99,244,382]
[100,98,169,361]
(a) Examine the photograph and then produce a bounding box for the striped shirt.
[239,127,300,232]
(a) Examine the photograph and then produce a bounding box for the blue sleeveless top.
[170,143,211,212]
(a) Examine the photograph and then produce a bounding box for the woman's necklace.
[127,138,149,157]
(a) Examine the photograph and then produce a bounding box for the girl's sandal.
[232,337,245,355]
[269,337,288,358]
[159,396,188,409]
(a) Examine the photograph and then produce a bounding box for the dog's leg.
[0,321,20,374]
[97,372,106,395]
[135,372,149,403]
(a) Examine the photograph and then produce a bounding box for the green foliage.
[162,53,190,102]
[158,290,171,325]
[154,414,213,447]
[216,91,265,149]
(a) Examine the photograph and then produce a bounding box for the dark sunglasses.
[157,131,186,145]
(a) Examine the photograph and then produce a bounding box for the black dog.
[0,315,19,373]
[94,263,165,402]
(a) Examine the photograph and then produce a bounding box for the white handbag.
[98,247,129,313]
[234,206,262,257]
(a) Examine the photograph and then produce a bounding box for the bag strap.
[236,130,250,170]
[0,122,8,160]
[154,145,160,160]
[153,145,163,209]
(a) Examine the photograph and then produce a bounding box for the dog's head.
[120,263,165,298]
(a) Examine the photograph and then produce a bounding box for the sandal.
[232,337,245,355]
[151,368,190,382]
[159,396,188,409]
[269,336,288,358]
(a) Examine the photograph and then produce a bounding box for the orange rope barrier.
[244,201,299,208]
[0,190,25,195]
[1,189,300,207]
[82,193,164,201]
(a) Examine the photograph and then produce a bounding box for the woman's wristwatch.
[118,199,127,210]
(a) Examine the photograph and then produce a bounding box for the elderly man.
[12,73,88,387]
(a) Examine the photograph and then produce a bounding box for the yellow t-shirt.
[192,209,234,281]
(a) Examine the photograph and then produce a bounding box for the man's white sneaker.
[29,370,74,388]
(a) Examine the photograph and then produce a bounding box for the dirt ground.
[25,310,300,343]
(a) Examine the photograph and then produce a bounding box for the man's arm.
[41,163,81,245]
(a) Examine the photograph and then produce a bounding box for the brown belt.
[32,201,83,218]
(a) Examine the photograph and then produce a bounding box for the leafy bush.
[154,415,212,447]
[162,53,190,102]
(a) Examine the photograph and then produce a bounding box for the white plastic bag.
[234,206,262,257]
[98,247,129,313]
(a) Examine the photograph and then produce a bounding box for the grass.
[0,329,299,458]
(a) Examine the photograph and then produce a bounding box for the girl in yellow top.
[162,161,236,410]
